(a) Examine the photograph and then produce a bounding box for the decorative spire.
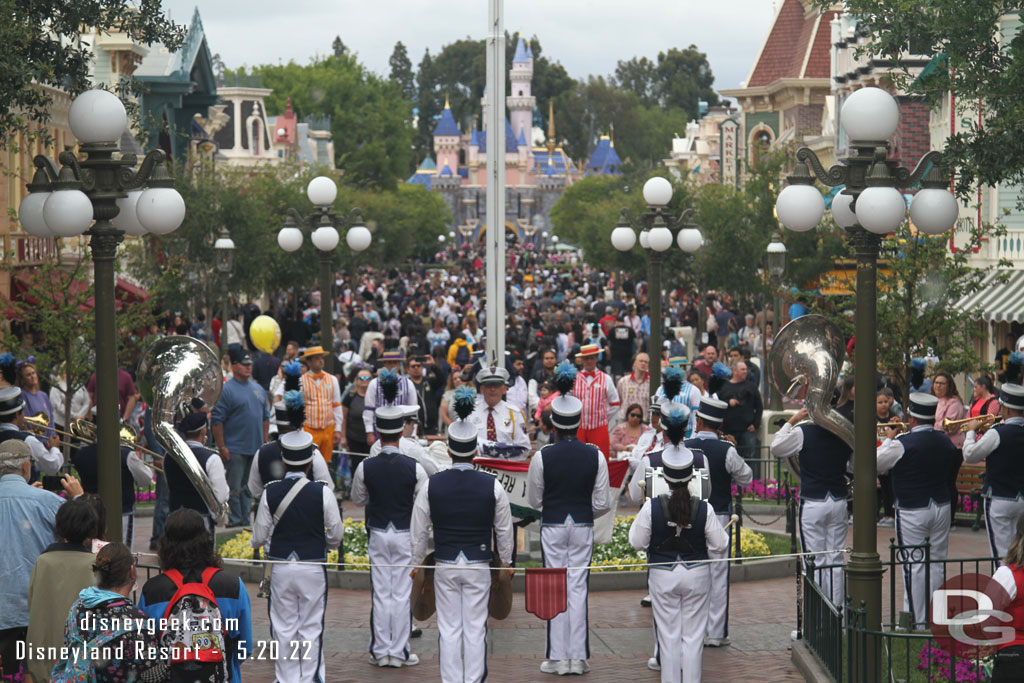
[444,92,451,109]
[610,123,615,147]
[285,97,293,117]
[547,100,556,156]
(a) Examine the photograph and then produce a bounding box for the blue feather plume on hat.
[453,385,476,420]
[380,368,399,404]
[283,390,305,428]
[712,362,732,380]
[0,354,13,368]
[283,361,302,393]
[553,360,577,396]
[1010,351,1024,366]
[662,404,690,446]
[662,366,683,401]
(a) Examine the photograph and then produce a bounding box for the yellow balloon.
[249,315,281,354]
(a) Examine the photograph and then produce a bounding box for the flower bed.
[219,519,371,570]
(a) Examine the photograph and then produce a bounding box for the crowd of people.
[3,243,1024,681]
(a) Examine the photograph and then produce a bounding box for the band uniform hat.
[550,394,583,430]
[400,404,419,421]
[379,349,405,364]
[696,396,728,424]
[229,347,253,365]
[0,386,25,416]
[0,439,31,465]
[175,410,208,434]
[668,356,689,367]
[999,383,1024,411]
[475,365,510,386]
[907,392,939,421]
[446,417,478,457]
[661,444,695,483]
[270,401,289,426]
[280,430,314,466]
[375,405,406,435]
[575,343,601,359]
[301,345,329,360]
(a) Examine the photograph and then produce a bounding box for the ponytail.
[667,481,692,529]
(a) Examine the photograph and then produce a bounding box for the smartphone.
[41,475,63,492]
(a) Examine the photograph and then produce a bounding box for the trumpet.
[24,413,163,472]
[876,421,908,435]
[942,414,1001,433]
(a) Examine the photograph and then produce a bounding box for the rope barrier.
[137,547,850,572]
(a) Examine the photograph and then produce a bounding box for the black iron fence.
[802,557,845,681]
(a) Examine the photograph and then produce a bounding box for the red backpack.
[160,567,227,675]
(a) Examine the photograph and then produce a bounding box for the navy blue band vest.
[428,468,496,562]
[892,429,955,508]
[0,428,38,483]
[362,449,419,531]
[646,450,664,468]
[256,440,287,486]
[540,439,599,525]
[796,424,852,501]
[73,444,136,513]
[648,496,709,567]
[984,423,1024,499]
[266,477,328,561]
[686,437,732,513]
[166,443,215,514]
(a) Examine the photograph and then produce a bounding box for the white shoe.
[369,655,389,667]
[704,637,730,647]
[570,659,590,674]
[540,659,571,675]
[791,630,800,640]
[640,594,652,607]
[393,654,419,667]
[647,657,661,671]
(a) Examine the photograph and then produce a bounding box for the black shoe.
[640,595,652,607]
[410,627,422,638]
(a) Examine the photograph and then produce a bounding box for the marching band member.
[363,350,419,446]
[527,361,611,675]
[627,368,687,504]
[877,392,956,627]
[686,396,752,648]
[251,430,343,683]
[248,380,333,498]
[771,404,852,607]
[470,365,531,456]
[0,385,62,476]
[167,407,229,534]
[573,344,620,458]
[964,383,1024,566]
[629,405,729,683]
[410,386,514,683]
[367,405,440,475]
[653,358,701,437]
[299,346,343,467]
[627,394,665,493]
[351,404,427,667]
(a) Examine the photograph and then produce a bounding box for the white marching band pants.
[895,501,950,627]
[269,562,328,682]
[650,563,711,683]
[706,512,731,639]
[985,497,1024,569]
[541,523,593,661]
[435,559,492,683]
[368,527,413,661]
[798,497,848,607]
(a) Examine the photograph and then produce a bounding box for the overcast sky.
[162,1,777,99]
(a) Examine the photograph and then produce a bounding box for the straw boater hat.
[379,349,405,364]
[301,345,328,360]
[575,343,601,359]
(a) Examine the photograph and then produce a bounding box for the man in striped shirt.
[615,353,650,423]
[363,350,419,446]
[573,344,620,458]
[299,346,343,466]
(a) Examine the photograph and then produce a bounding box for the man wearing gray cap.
[0,439,82,673]
[470,366,530,456]
[0,385,63,477]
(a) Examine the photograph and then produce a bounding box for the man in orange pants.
[299,346,342,466]
[573,344,619,459]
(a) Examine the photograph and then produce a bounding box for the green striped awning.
[956,269,1024,322]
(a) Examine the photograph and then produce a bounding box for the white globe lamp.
[610,226,636,251]
[113,190,147,236]
[831,192,858,228]
[855,186,906,235]
[311,226,340,251]
[18,192,53,237]
[306,176,337,207]
[642,177,673,207]
[346,226,372,252]
[841,87,899,143]
[43,189,94,237]
[639,230,650,249]
[68,90,128,144]
[136,187,186,235]
[776,184,825,232]
[278,227,303,252]
[647,226,673,252]
[677,227,702,253]
[910,188,959,235]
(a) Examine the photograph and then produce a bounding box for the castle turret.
[432,93,462,176]
[507,35,535,148]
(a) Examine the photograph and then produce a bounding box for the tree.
[388,41,415,101]
[332,36,347,57]
[614,57,657,105]
[0,0,183,147]
[227,54,414,189]
[820,1,1024,203]
[653,46,720,116]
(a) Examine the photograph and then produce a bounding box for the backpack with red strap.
[160,567,228,682]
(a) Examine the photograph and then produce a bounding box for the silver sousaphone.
[767,315,855,482]
[138,336,228,521]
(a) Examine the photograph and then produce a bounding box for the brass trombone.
[24,413,164,472]
[942,414,1002,434]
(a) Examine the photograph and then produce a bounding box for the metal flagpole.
[485,0,506,367]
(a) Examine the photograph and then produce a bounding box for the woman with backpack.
[137,509,253,682]
[52,542,169,682]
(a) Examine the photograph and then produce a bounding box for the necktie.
[487,407,497,441]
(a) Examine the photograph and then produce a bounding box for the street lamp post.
[214,227,235,360]
[278,176,371,374]
[17,89,185,542]
[611,177,703,391]
[765,233,787,410]
[775,87,958,680]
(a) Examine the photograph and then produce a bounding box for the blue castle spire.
[512,36,533,64]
